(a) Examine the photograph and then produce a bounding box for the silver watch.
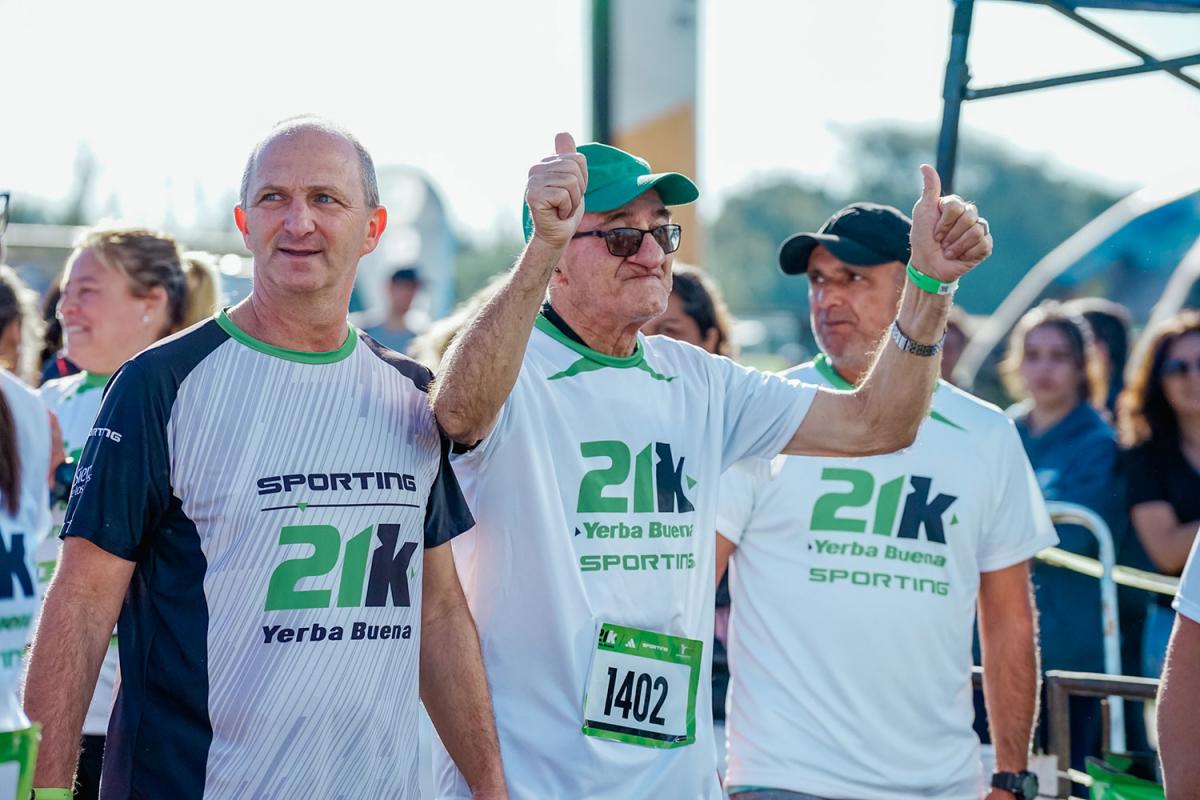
[890,320,944,358]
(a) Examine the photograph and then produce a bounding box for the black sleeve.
[61,359,173,561]
[1123,445,1169,510]
[423,433,474,548]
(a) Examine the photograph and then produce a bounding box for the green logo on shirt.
[810,468,958,544]
[264,523,417,611]
[576,440,696,514]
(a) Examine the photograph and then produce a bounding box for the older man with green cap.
[430,133,993,799]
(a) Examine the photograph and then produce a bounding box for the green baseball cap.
[522,142,699,241]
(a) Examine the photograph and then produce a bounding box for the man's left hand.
[985,789,1017,800]
[909,164,993,283]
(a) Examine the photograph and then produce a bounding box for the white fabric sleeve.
[1174,532,1200,622]
[716,460,766,546]
[976,419,1060,572]
[715,357,816,472]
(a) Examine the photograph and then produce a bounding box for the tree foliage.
[705,126,1123,316]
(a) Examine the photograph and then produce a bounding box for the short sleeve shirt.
[1175,533,1200,623]
[717,358,1057,800]
[61,312,472,799]
[432,317,815,800]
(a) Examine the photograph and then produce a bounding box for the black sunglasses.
[1162,357,1200,378]
[572,224,682,258]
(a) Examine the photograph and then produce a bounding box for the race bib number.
[582,622,702,749]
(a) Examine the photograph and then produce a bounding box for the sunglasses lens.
[653,225,681,254]
[605,229,644,257]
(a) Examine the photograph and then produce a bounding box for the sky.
[3,0,1199,241]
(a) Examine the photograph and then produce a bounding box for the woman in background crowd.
[37,225,194,800]
[182,251,222,327]
[642,263,737,357]
[1001,300,1118,770]
[38,281,75,386]
[1119,310,1200,678]
[0,355,52,796]
[0,265,42,383]
[642,263,738,776]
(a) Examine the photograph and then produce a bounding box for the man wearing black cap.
[715,203,1053,800]
[430,135,992,799]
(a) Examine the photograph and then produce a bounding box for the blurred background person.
[1065,297,1133,419]
[641,262,738,778]
[1119,310,1200,679]
[409,273,507,370]
[0,264,42,384]
[1000,300,1117,773]
[0,359,52,799]
[642,262,737,357]
[362,265,422,354]
[182,251,223,327]
[1063,297,1154,728]
[37,224,190,800]
[38,280,76,386]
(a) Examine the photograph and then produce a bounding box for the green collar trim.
[812,352,966,431]
[80,371,111,390]
[216,309,357,365]
[536,315,674,382]
[813,353,854,390]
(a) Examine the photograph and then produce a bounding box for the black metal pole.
[936,0,975,193]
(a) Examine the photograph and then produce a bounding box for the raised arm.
[24,537,134,790]
[433,133,587,445]
[786,166,991,457]
[420,543,507,799]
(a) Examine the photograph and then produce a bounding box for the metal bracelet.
[890,320,944,357]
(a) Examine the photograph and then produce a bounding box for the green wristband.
[906,262,958,296]
[32,789,73,800]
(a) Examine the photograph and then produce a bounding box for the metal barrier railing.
[1045,671,1160,799]
[1040,501,1126,753]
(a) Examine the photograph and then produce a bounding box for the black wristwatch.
[992,770,1038,799]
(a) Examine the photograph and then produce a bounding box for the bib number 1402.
[582,622,702,749]
[603,667,668,725]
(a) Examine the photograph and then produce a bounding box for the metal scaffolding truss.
[936,0,1200,191]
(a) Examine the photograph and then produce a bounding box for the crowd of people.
[0,117,1198,800]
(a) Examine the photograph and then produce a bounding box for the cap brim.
[523,172,699,241]
[586,172,699,212]
[778,233,896,275]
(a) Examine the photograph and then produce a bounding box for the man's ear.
[362,206,388,256]
[234,206,249,237]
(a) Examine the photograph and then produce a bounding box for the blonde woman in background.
[182,251,222,327]
[36,225,191,800]
[0,265,43,384]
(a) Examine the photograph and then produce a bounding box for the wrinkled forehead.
[582,189,670,228]
[248,128,363,197]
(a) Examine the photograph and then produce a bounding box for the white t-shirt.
[433,317,815,800]
[38,371,118,736]
[0,371,50,731]
[718,357,1058,800]
[1174,533,1200,623]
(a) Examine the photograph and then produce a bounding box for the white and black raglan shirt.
[61,310,473,800]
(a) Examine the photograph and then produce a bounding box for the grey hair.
[239,115,380,208]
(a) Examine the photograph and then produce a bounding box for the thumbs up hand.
[526,132,589,249]
[909,164,992,283]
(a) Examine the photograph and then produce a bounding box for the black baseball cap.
[778,202,912,275]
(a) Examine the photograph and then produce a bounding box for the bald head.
[239,116,379,208]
